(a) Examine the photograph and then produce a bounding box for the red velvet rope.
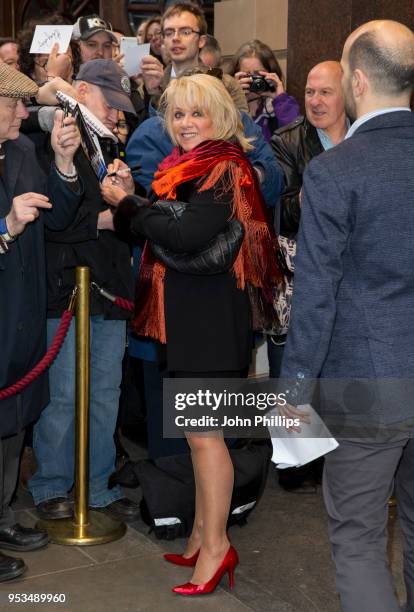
[0,292,134,401]
[114,296,134,312]
[0,310,73,401]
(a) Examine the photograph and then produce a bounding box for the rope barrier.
[0,284,134,401]
[114,296,134,312]
[0,309,74,400]
[91,282,134,312]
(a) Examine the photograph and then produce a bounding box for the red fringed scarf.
[131,139,282,343]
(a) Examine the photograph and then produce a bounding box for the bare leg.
[185,431,233,584]
[183,454,203,557]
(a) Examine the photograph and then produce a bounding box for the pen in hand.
[106,164,141,178]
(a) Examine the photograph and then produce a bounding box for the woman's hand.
[234,71,252,94]
[257,71,285,98]
[106,159,135,195]
[101,177,128,207]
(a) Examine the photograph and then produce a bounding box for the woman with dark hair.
[18,17,80,84]
[144,16,165,66]
[230,39,300,141]
[137,18,150,45]
[101,73,281,595]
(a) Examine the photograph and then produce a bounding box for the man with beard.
[279,20,414,612]
[28,60,140,523]
[269,61,348,493]
[72,15,116,63]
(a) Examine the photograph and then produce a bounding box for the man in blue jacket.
[280,20,414,612]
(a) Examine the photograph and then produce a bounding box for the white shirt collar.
[346,107,411,139]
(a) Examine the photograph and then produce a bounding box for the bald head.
[305,60,346,135]
[343,20,414,97]
[308,61,343,83]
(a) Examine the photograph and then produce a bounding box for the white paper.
[120,39,150,77]
[268,404,339,468]
[30,25,73,54]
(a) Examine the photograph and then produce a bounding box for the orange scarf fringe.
[131,145,281,344]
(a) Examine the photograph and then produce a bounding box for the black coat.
[270,116,323,236]
[0,135,82,437]
[128,176,252,372]
[45,145,134,319]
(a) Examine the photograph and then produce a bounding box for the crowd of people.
[0,2,414,611]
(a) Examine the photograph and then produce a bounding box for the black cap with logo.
[75,59,136,115]
[72,15,117,43]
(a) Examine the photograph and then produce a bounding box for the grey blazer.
[280,111,414,424]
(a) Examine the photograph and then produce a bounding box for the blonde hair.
[161,73,253,152]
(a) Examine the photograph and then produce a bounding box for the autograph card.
[120,39,150,76]
[30,25,73,54]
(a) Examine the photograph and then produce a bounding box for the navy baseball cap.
[72,15,117,43]
[75,59,136,115]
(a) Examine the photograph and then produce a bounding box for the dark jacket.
[0,135,82,437]
[281,111,414,423]
[44,142,134,319]
[121,174,252,372]
[270,116,323,236]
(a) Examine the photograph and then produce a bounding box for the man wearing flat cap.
[0,63,81,581]
[28,59,140,524]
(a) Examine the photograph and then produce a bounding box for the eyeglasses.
[162,27,201,39]
[115,120,129,133]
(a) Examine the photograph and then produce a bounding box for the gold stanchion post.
[37,267,126,545]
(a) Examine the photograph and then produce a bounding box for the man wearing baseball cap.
[75,58,136,118]
[72,14,116,64]
[28,59,140,524]
[0,62,82,581]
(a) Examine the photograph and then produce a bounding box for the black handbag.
[149,200,245,275]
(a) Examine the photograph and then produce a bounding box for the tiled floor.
[0,443,406,612]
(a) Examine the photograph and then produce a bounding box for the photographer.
[230,40,299,142]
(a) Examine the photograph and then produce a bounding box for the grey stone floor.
[0,441,406,612]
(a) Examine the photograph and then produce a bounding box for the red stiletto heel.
[228,565,235,590]
[163,549,200,567]
[172,545,239,596]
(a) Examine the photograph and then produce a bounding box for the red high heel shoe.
[163,549,200,567]
[172,545,239,595]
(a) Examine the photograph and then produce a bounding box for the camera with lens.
[248,73,276,94]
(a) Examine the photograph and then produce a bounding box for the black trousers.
[0,430,25,529]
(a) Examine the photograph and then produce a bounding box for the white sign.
[30,25,73,54]
[120,39,150,77]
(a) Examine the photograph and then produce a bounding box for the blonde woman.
[101,74,281,595]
